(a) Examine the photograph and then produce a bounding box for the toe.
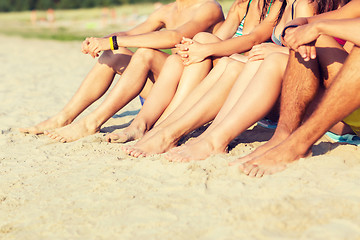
[255,168,265,178]
[240,162,254,175]
[248,166,259,178]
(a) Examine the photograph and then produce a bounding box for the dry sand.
[1,34,360,240]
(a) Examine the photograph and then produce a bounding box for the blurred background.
[0,0,232,42]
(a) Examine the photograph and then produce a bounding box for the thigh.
[136,49,170,97]
[99,48,134,75]
[315,35,349,87]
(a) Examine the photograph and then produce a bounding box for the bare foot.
[166,137,198,155]
[122,145,147,158]
[238,141,309,177]
[123,129,180,158]
[45,117,99,143]
[106,125,146,143]
[229,132,289,166]
[165,137,227,162]
[19,114,71,135]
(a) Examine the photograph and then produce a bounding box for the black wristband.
[112,35,119,50]
[281,24,299,38]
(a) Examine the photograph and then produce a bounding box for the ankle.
[286,137,311,159]
[272,125,292,142]
[83,115,103,132]
[204,134,229,153]
[55,111,74,125]
[129,119,150,133]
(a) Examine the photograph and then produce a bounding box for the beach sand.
[1,34,360,240]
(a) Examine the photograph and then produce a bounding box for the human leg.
[240,46,360,177]
[106,32,223,143]
[121,56,232,146]
[167,53,288,162]
[106,54,184,143]
[155,32,223,125]
[45,48,169,142]
[20,49,134,134]
[124,58,246,157]
[237,36,349,167]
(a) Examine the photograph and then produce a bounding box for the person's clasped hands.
[281,23,320,61]
[81,37,111,58]
[175,37,210,65]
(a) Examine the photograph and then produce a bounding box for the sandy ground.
[1,34,360,240]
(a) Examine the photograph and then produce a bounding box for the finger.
[304,46,312,61]
[182,37,193,44]
[89,44,98,55]
[94,48,101,57]
[177,45,189,51]
[248,54,264,62]
[310,46,316,59]
[298,46,308,60]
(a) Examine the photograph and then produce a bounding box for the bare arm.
[283,0,360,60]
[213,0,249,40]
[247,0,317,61]
[85,2,223,58]
[282,0,360,58]
[81,7,166,55]
[208,0,285,57]
[177,0,284,65]
[199,10,278,57]
[283,0,360,28]
[285,18,360,48]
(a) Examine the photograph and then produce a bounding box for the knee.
[167,54,182,64]
[99,50,117,66]
[98,50,133,73]
[193,32,219,44]
[217,56,232,65]
[225,60,244,76]
[264,52,288,69]
[132,48,159,64]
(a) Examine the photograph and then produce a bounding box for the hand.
[297,44,316,62]
[81,38,91,55]
[282,24,319,60]
[175,37,209,65]
[175,37,193,60]
[83,37,110,58]
[247,43,285,61]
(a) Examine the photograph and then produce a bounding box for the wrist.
[203,44,213,58]
[109,36,119,50]
[281,24,299,38]
[313,21,324,36]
